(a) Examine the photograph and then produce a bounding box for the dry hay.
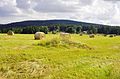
[7,31,14,35]
[83,31,88,34]
[0,60,51,79]
[60,32,71,41]
[38,38,92,50]
[0,76,5,79]
[0,36,14,40]
[34,32,45,40]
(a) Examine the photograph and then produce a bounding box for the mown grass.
[0,34,120,79]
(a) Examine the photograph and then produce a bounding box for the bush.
[65,27,76,34]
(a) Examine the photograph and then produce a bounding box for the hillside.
[0,20,120,35]
[0,20,111,28]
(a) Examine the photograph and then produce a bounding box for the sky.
[0,0,120,26]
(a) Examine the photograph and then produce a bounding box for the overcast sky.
[0,0,120,25]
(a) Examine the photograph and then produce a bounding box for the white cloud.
[16,0,31,9]
[73,0,116,23]
[79,0,94,6]
[33,0,78,13]
[0,0,19,17]
[0,0,120,25]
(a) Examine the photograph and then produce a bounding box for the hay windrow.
[0,60,51,79]
[38,38,92,50]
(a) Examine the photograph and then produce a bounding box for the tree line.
[0,24,120,35]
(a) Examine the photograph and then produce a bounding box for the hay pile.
[7,30,14,35]
[34,32,45,40]
[38,38,92,50]
[60,32,71,41]
[83,31,87,34]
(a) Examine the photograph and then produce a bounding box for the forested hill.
[0,20,120,35]
[0,20,111,28]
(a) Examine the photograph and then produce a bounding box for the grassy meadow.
[0,34,120,79]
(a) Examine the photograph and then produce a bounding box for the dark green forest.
[0,20,120,34]
[1,24,120,35]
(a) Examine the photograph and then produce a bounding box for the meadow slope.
[0,34,120,79]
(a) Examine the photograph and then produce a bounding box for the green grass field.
[0,34,120,79]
